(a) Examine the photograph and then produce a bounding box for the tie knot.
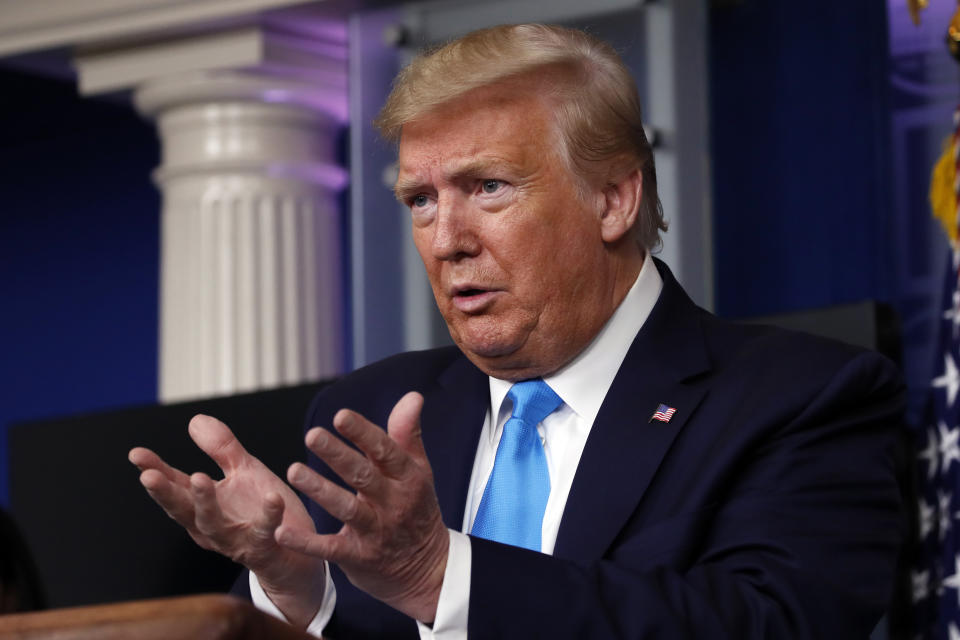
[507,379,562,427]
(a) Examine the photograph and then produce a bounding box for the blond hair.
[375,23,667,249]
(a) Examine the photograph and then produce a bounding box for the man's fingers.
[250,492,285,542]
[275,524,351,563]
[138,469,198,529]
[387,392,427,463]
[306,425,383,494]
[332,405,412,478]
[288,462,374,530]
[188,414,250,475]
[191,472,229,538]
[129,447,191,488]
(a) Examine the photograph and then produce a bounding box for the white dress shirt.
[253,254,663,638]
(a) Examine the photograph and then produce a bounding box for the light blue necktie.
[471,379,562,552]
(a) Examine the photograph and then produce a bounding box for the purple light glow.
[888,0,960,56]
[261,87,349,123]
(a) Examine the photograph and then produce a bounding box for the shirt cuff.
[249,564,336,638]
[416,529,471,640]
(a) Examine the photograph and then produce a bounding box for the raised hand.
[275,392,450,623]
[129,415,325,627]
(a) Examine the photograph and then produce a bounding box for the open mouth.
[451,287,498,312]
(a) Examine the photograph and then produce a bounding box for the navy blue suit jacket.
[245,261,905,639]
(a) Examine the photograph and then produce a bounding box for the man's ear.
[599,167,642,244]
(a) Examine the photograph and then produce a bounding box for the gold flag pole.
[908,0,931,25]
[948,2,960,59]
[929,0,960,246]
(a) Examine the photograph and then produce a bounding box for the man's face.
[395,85,622,380]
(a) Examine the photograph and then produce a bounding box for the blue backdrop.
[0,70,160,506]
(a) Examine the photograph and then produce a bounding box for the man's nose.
[431,193,480,261]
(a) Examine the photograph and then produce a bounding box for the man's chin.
[447,324,553,378]
[459,339,520,362]
[456,341,558,381]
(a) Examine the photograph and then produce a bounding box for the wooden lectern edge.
[0,593,320,640]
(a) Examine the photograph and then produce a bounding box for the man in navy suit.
[130,24,904,638]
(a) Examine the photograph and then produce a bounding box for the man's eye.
[481,179,502,194]
[412,194,429,208]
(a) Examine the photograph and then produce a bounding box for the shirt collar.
[488,254,663,436]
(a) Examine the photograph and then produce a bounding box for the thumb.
[387,392,426,461]
[188,414,250,475]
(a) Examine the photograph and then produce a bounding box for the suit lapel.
[420,355,489,530]
[553,262,711,563]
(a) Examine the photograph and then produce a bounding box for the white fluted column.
[135,70,347,402]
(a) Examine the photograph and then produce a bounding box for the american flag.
[651,404,676,423]
[912,107,960,639]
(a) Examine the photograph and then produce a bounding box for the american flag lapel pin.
[649,403,677,423]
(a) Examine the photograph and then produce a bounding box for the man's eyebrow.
[393,176,423,203]
[393,158,511,202]
[452,158,505,179]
